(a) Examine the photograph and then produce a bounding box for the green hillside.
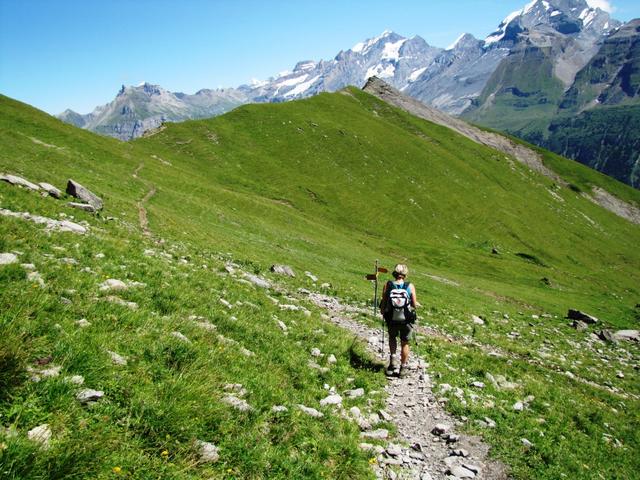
[1,90,639,479]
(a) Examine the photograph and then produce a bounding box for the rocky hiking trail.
[306,292,509,480]
[132,162,156,237]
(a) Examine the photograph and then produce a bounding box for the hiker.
[379,264,417,377]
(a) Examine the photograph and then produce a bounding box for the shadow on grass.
[348,338,385,373]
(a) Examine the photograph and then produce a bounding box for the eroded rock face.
[66,179,103,210]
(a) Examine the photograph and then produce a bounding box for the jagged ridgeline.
[1,89,640,479]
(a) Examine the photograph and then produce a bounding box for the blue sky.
[1,0,639,115]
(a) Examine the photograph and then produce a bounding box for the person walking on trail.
[379,264,417,378]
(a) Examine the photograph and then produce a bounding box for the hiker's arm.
[410,284,418,308]
[379,283,387,314]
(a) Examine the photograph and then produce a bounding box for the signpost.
[365,261,388,355]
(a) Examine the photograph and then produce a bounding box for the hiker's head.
[392,264,409,280]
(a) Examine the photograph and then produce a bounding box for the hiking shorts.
[387,321,413,342]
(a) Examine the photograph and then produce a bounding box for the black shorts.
[387,321,413,342]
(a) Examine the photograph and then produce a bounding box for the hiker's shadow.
[348,339,385,372]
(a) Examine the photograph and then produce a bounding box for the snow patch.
[366,64,395,79]
[381,39,407,60]
[586,0,613,13]
[408,67,427,82]
[447,34,466,50]
[351,30,395,56]
[277,74,309,88]
[284,75,320,97]
[550,10,562,17]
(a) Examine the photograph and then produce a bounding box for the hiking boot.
[399,364,410,378]
[385,358,398,376]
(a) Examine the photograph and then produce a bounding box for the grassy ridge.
[1,90,640,479]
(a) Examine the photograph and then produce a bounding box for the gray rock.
[597,330,614,342]
[386,443,402,456]
[66,179,103,209]
[470,381,485,389]
[471,315,484,325]
[0,207,87,234]
[66,375,85,385]
[99,279,128,291]
[270,264,296,277]
[521,438,534,448]
[171,331,191,343]
[271,405,288,413]
[612,330,639,342]
[0,253,18,265]
[567,309,598,324]
[449,465,475,478]
[222,394,252,412]
[108,351,127,366]
[345,387,365,398]
[75,318,91,328]
[513,401,524,411]
[244,273,270,289]
[39,182,62,198]
[311,347,322,357]
[297,404,323,418]
[76,388,104,404]
[1,174,40,191]
[67,202,96,213]
[379,409,392,421]
[431,423,450,435]
[571,320,589,331]
[320,394,342,406]
[27,271,45,287]
[360,428,389,440]
[195,440,219,463]
[305,271,318,282]
[27,424,52,447]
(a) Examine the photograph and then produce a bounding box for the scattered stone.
[195,440,219,463]
[345,388,365,398]
[76,389,104,404]
[171,331,191,343]
[75,318,91,328]
[320,394,343,406]
[311,347,322,357]
[0,208,87,234]
[305,271,318,282]
[431,423,450,435]
[445,434,460,444]
[270,264,295,277]
[448,465,475,478]
[222,394,252,412]
[108,351,127,366]
[320,282,331,289]
[0,253,18,265]
[29,365,62,382]
[66,375,85,385]
[360,429,389,440]
[27,271,45,287]
[471,315,485,326]
[327,354,337,364]
[513,401,524,412]
[39,182,62,198]
[66,179,103,210]
[597,329,614,342]
[219,298,232,309]
[450,448,470,457]
[194,321,217,331]
[244,274,270,289]
[521,438,534,448]
[67,202,96,213]
[103,296,138,309]
[223,383,247,396]
[271,405,288,413]
[379,409,392,421]
[612,330,639,342]
[470,381,485,389]
[297,404,324,418]
[27,424,52,448]
[99,279,128,291]
[386,443,403,456]
[571,320,589,331]
[277,320,288,333]
[307,360,329,373]
[1,173,40,191]
[567,309,598,324]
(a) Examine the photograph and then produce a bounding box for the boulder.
[567,309,598,324]
[67,202,96,213]
[27,424,52,447]
[76,389,104,404]
[597,330,614,342]
[319,394,342,406]
[39,182,62,198]
[571,320,589,331]
[66,179,103,210]
[297,404,324,418]
[0,252,18,265]
[270,264,296,277]
[195,440,219,463]
[612,330,639,342]
[1,174,40,191]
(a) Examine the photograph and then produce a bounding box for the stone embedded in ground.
[39,182,62,198]
[103,296,138,309]
[0,253,18,265]
[244,273,270,289]
[271,405,288,413]
[108,351,127,366]
[448,465,476,478]
[310,347,322,357]
[305,271,318,282]
[171,331,190,343]
[450,448,470,457]
[222,394,252,412]
[327,354,337,364]
[386,443,402,456]
[470,381,485,389]
[1,174,40,191]
[66,179,103,209]
[223,383,247,397]
[219,298,232,309]
[297,404,323,418]
[99,279,128,291]
[345,387,365,398]
[194,321,217,331]
[67,202,96,213]
[320,394,342,406]
[431,423,450,435]
[0,208,87,234]
[76,389,104,404]
[471,315,484,325]
[66,375,85,385]
[277,320,288,333]
[360,428,389,440]
[76,318,91,328]
[462,463,480,474]
[27,271,46,287]
[612,330,639,342]
[521,438,534,448]
[572,320,589,331]
[270,264,296,277]
[27,424,52,447]
[379,409,392,421]
[29,365,62,382]
[195,440,220,463]
[567,309,598,324]
[513,401,524,411]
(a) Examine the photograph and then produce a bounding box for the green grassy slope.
[1,91,639,479]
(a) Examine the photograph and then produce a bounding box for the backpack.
[382,281,416,323]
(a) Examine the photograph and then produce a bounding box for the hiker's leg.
[400,340,410,365]
[389,332,397,356]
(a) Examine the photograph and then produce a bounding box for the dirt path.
[132,162,156,237]
[306,292,509,480]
